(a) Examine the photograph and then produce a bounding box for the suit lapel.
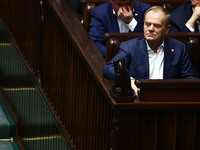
[133,1,141,32]
[137,38,149,79]
[133,1,139,20]
[163,38,174,78]
[108,2,119,32]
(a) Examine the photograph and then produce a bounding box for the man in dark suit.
[103,6,198,97]
[88,0,151,57]
[69,0,84,24]
[170,0,200,32]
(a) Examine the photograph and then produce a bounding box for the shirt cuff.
[128,18,137,32]
[186,23,195,32]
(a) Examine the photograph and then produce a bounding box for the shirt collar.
[145,39,165,52]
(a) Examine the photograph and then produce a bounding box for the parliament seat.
[103,32,200,76]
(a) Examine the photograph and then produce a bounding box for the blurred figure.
[69,0,84,24]
[88,0,151,57]
[170,0,200,32]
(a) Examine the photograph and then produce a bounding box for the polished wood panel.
[135,79,200,101]
[0,0,114,150]
[0,18,74,149]
[1,0,200,150]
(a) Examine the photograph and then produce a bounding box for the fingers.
[117,7,122,17]
[134,88,140,98]
[117,5,133,24]
[117,6,130,16]
[131,79,140,98]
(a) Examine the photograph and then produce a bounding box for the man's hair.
[144,6,171,26]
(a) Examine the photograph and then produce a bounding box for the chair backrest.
[103,32,200,76]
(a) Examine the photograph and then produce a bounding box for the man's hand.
[131,78,140,98]
[187,6,200,29]
[117,5,134,24]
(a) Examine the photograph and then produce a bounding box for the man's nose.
[149,24,154,30]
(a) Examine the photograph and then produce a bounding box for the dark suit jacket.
[170,1,199,32]
[103,37,198,81]
[69,0,84,21]
[88,1,151,57]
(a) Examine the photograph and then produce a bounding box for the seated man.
[69,0,84,24]
[88,0,151,57]
[170,0,200,32]
[103,6,198,98]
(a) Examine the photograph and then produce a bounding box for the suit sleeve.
[180,45,198,78]
[103,42,130,81]
[170,19,192,32]
[169,9,192,32]
[69,0,83,21]
[88,9,107,57]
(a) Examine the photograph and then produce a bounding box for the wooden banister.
[106,37,120,63]
[1,0,200,150]
[110,57,134,102]
[83,3,96,32]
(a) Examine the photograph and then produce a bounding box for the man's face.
[191,0,200,8]
[144,10,170,43]
[109,0,134,14]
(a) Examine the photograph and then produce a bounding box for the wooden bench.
[136,79,200,101]
[110,57,200,102]
[103,32,200,75]
[81,0,188,31]
[109,38,200,150]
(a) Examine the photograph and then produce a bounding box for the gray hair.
[144,6,171,26]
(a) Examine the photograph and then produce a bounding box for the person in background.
[170,0,200,32]
[88,0,151,58]
[103,6,198,98]
[69,0,84,24]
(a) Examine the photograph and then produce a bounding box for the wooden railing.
[0,0,114,150]
[0,18,74,150]
[1,0,200,150]
[108,58,200,150]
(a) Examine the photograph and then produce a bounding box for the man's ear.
[165,24,171,34]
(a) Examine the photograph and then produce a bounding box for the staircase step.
[0,97,20,149]
[0,97,16,139]
[0,141,13,150]
[0,140,20,150]
[0,106,9,139]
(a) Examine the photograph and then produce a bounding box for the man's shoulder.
[92,1,111,12]
[127,37,144,42]
[134,0,151,7]
[170,1,191,15]
[122,37,144,46]
[165,37,185,46]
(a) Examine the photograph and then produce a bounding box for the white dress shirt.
[113,9,138,33]
[146,40,165,79]
[130,40,165,80]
